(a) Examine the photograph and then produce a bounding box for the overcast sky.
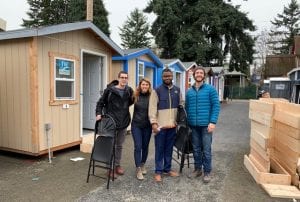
[0,0,293,47]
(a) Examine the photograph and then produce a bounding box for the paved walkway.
[77,101,287,202]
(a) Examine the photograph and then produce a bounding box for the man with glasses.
[96,71,134,178]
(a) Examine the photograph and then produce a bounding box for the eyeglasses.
[119,76,128,79]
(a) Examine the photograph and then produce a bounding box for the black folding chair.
[86,114,117,189]
[173,105,194,173]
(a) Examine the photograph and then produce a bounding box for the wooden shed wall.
[265,55,296,77]
[0,39,32,153]
[139,54,153,62]
[128,59,136,88]
[37,30,113,152]
[111,61,123,81]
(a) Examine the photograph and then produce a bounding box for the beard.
[195,76,204,83]
[163,79,172,85]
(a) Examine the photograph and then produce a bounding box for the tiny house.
[160,59,186,97]
[112,48,163,88]
[0,21,123,155]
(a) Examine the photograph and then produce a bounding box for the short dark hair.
[193,67,206,77]
[118,70,128,78]
[162,68,173,74]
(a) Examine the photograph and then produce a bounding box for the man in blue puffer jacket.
[185,67,220,183]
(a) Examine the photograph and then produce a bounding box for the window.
[49,52,78,105]
[137,61,144,83]
[55,58,75,99]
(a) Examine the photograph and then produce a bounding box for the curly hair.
[134,78,152,103]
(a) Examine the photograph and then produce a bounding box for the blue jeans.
[154,128,176,174]
[191,126,212,173]
[131,124,152,167]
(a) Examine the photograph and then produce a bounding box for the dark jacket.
[95,80,134,129]
[132,92,151,128]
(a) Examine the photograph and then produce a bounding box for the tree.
[269,0,300,54]
[22,0,110,36]
[119,8,152,49]
[144,0,255,73]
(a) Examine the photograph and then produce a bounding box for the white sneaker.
[141,165,147,175]
[136,167,144,180]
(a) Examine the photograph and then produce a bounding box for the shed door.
[83,54,103,129]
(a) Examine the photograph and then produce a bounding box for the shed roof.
[210,66,224,74]
[224,70,246,76]
[160,58,185,71]
[182,61,197,70]
[0,21,123,55]
[112,48,163,67]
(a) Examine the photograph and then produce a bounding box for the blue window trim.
[123,60,128,72]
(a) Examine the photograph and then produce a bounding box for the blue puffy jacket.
[185,83,220,127]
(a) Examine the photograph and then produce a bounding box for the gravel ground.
[0,100,291,202]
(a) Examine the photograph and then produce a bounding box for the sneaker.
[154,174,162,182]
[164,170,179,177]
[115,166,124,175]
[192,169,202,178]
[141,165,147,175]
[136,167,144,180]
[203,173,211,183]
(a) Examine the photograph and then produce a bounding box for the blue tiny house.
[160,59,186,97]
[112,48,163,89]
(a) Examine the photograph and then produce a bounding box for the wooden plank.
[275,121,300,140]
[244,155,260,183]
[275,130,300,154]
[251,120,273,138]
[275,132,300,159]
[251,127,269,150]
[249,154,266,172]
[261,184,300,199]
[250,139,270,161]
[259,98,289,103]
[249,99,274,115]
[273,149,297,175]
[250,148,270,172]
[260,172,291,185]
[271,158,291,175]
[244,155,291,185]
[274,109,300,129]
[29,37,39,153]
[273,155,300,187]
[249,110,273,127]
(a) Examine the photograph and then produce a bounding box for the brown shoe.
[107,170,117,179]
[154,174,162,182]
[115,166,124,175]
[165,170,179,177]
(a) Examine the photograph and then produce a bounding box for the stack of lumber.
[273,101,300,187]
[245,99,290,185]
[244,98,300,199]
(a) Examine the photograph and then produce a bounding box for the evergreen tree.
[119,8,152,49]
[144,0,255,73]
[269,0,300,54]
[22,0,110,36]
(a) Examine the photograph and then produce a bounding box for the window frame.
[49,52,79,106]
[137,61,145,84]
